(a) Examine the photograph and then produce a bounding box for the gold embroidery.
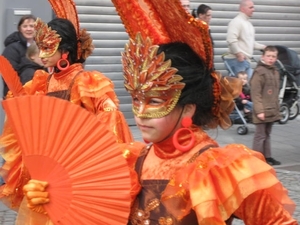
[158,217,173,225]
[130,198,162,225]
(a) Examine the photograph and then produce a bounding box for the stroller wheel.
[289,103,299,120]
[278,103,290,124]
[237,126,248,135]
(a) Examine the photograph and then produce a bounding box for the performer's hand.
[23,179,49,214]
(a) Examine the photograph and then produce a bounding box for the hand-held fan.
[2,95,131,225]
[0,56,26,96]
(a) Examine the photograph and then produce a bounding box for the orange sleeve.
[234,189,298,225]
[71,71,133,143]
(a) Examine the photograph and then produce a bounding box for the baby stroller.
[275,45,300,121]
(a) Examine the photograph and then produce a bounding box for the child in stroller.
[228,71,253,134]
[235,71,253,122]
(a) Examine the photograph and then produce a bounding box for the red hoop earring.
[143,139,150,144]
[57,53,70,71]
[172,117,195,152]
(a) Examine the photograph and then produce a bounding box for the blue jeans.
[244,101,253,112]
[224,59,253,80]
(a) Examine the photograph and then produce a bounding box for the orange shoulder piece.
[23,70,49,95]
[71,71,119,105]
[161,144,295,223]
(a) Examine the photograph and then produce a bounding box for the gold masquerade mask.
[122,34,185,118]
[34,18,61,58]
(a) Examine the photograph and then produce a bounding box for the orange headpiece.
[112,0,213,70]
[35,0,92,60]
[113,0,241,128]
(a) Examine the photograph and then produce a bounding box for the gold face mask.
[122,33,185,119]
[34,18,61,58]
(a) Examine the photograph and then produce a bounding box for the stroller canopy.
[275,45,300,76]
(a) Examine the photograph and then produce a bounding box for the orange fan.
[0,56,25,96]
[2,95,131,225]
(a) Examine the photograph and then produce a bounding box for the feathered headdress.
[37,0,93,60]
[47,0,81,58]
[112,0,213,70]
[112,0,242,128]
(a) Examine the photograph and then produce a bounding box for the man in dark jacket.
[250,46,281,166]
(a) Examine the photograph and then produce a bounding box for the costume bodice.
[129,145,236,225]
[129,150,198,225]
[129,179,198,225]
[46,64,83,100]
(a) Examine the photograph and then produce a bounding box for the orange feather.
[0,56,25,96]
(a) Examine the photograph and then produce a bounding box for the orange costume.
[127,127,296,224]
[0,0,132,214]
[112,0,298,224]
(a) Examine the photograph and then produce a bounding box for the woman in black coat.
[1,14,36,96]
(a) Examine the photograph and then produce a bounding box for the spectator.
[196,4,212,25]
[180,0,190,14]
[250,46,281,166]
[2,15,36,96]
[236,71,253,115]
[18,42,45,85]
[224,0,265,79]
[191,8,197,18]
[195,4,214,46]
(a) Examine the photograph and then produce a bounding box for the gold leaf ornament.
[122,33,185,119]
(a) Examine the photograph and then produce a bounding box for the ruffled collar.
[153,125,211,159]
[53,63,83,79]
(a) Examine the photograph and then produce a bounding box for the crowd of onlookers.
[180,0,282,165]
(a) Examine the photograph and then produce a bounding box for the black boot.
[265,157,281,166]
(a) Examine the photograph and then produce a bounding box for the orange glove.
[23,179,49,214]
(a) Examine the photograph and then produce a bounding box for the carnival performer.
[0,0,133,220]
[111,0,296,224]
[20,0,297,224]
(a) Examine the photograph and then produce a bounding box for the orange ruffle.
[161,144,296,223]
[71,69,120,111]
[120,142,145,205]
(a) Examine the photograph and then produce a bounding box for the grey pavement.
[0,118,300,224]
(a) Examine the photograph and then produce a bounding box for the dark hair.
[197,4,212,16]
[17,15,36,30]
[157,42,215,127]
[262,45,278,55]
[236,71,247,77]
[191,9,197,18]
[47,18,79,64]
